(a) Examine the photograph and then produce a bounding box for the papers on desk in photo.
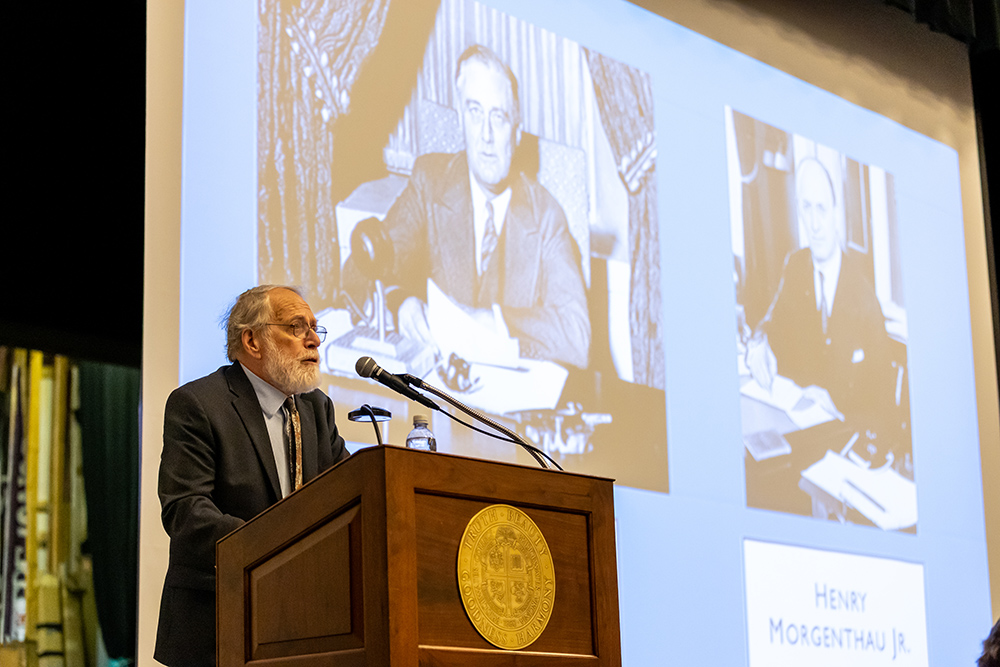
[740,374,835,429]
[801,450,918,531]
[427,279,519,365]
[425,279,568,414]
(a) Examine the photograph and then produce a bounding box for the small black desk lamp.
[347,405,392,446]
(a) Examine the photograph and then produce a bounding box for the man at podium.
[154,285,349,667]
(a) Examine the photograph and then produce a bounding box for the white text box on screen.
[743,539,928,667]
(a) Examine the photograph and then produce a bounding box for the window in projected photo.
[726,108,915,532]
[255,0,667,492]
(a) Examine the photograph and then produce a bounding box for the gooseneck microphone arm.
[400,373,562,471]
[355,356,441,412]
[355,356,560,470]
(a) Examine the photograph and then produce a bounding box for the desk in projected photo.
[316,296,664,486]
[739,367,916,532]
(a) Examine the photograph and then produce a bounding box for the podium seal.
[457,504,556,650]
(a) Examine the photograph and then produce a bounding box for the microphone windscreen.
[355,356,378,378]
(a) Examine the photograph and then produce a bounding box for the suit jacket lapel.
[433,154,476,305]
[503,173,541,306]
[226,363,283,501]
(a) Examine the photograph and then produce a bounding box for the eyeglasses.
[266,322,328,342]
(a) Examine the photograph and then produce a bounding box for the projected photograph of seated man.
[727,108,915,531]
[256,0,667,492]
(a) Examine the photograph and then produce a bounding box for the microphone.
[355,357,440,412]
[399,372,561,471]
[368,361,560,470]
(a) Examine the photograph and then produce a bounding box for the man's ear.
[242,328,264,360]
[514,124,522,147]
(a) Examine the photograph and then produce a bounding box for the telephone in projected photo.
[326,217,437,378]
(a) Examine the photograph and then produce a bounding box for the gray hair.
[224,284,303,361]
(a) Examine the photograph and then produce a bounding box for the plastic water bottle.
[405,415,437,451]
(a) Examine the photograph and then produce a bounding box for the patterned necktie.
[819,271,829,335]
[480,200,498,276]
[283,396,303,492]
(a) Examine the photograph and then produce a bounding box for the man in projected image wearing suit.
[350,44,590,370]
[745,157,893,423]
[154,285,348,667]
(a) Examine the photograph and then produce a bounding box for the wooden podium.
[216,445,621,666]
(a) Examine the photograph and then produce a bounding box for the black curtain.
[77,361,140,661]
[884,0,998,51]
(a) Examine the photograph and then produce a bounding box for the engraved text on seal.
[457,504,556,650]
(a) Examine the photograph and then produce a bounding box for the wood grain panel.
[414,493,595,656]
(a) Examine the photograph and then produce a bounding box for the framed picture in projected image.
[255,0,668,492]
[726,108,916,532]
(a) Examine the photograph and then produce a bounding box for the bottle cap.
[413,414,428,426]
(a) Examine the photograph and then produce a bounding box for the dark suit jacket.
[154,362,348,667]
[347,152,590,368]
[761,248,894,420]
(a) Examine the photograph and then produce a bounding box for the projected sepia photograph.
[727,108,915,531]
[256,0,666,491]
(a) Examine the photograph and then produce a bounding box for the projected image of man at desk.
[729,109,915,531]
[343,44,591,381]
[256,0,667,492]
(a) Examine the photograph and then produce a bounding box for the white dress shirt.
[241,365,292,498]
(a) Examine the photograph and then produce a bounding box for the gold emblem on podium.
[456,504,556,650]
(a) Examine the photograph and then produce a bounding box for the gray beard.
[261,341,321,395]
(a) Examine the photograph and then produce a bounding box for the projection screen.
[142,0,998,664]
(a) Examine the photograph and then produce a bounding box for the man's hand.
[746,334,777,392]
[802,385,844,421]
[398,296,435,348]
